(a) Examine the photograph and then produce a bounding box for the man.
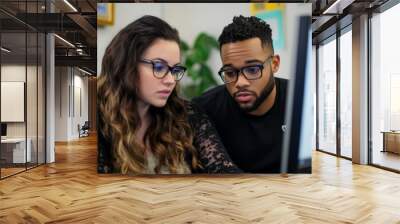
[193,15,287,173]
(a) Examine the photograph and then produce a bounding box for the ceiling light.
[63,0,78,12]
[1,47,11,53]
[322,0,344,15]
[54,34,75,48]
[78,67,92,76]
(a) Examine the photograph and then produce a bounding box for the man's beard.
[234,68,275,113]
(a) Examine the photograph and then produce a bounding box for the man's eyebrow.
[221,59,263,69]
[245,59,263,64]
[222,63,233,68]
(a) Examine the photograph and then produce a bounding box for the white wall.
[72,73,89,138]
[54,67,89,141]
[97,3,311,81]
[97,4,162,74]
[55,67,68,141]
[1,65,26,81]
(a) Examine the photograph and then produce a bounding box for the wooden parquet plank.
[1,134,400,223]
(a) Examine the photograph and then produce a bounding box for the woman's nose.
[162,71,176,85]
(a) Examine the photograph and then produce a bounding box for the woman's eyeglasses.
[139,59,187,81]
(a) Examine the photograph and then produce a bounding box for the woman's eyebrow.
[151,57,167,63]
[152,58,181,67]
[173,62,182,66]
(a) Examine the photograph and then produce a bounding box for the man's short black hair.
[218,15,273,52]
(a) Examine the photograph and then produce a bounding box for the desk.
[382,131,400,154]
[1,138,31,163]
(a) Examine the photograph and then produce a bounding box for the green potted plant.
[180,32,220,99]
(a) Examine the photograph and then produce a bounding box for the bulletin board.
[250,3,286,50]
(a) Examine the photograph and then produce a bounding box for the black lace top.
[97,101,242,174]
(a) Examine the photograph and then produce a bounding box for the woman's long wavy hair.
[98,15,200,174]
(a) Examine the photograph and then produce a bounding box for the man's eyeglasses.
[139,59,187,81]
[218,55,274,84]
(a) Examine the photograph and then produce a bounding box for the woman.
[97,15,241,174]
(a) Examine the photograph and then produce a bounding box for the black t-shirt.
[192,77,287,173]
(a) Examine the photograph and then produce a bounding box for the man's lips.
[234,91,255,103]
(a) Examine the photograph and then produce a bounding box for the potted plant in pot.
[180,32,220,99]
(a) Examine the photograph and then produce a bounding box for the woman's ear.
[271,54,280,74]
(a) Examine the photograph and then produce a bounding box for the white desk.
[1,138,31,163]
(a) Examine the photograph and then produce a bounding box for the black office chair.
[79,121,90,138]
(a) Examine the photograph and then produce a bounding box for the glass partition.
[1,26,28,178]
[0,0,46,179]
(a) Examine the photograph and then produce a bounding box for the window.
[317,37,337,155]
[339,29,352,158]
[371,2,400,171]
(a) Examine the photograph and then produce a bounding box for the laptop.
[281,15,313,173]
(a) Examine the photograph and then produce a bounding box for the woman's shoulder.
[181,99,207,119]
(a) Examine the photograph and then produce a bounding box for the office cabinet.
[382,132,400,154]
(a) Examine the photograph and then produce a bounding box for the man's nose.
[235,73,250,88]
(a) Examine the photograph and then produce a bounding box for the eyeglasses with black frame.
[139,59,187,81]
[218,55,274,84]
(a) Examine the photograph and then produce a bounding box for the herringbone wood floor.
[1,134,400,223]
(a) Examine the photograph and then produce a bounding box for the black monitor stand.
[1,123,7,138]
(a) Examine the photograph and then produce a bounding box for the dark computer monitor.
[1,123,7,137]
[281,15,313,173]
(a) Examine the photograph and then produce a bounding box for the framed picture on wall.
[97,3,114,26]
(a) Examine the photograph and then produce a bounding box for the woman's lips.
[156,90,172,98]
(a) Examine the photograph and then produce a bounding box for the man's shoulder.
[198,85,226,98]
[275,77,288,88]
[192,85,226,107]
[275,77,288,97]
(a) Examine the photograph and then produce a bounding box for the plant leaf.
[180,40,189,53]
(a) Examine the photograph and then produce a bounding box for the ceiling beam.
[55,55,96,72]
[67,13,96,39]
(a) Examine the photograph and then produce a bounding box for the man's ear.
[271,55,280,74]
